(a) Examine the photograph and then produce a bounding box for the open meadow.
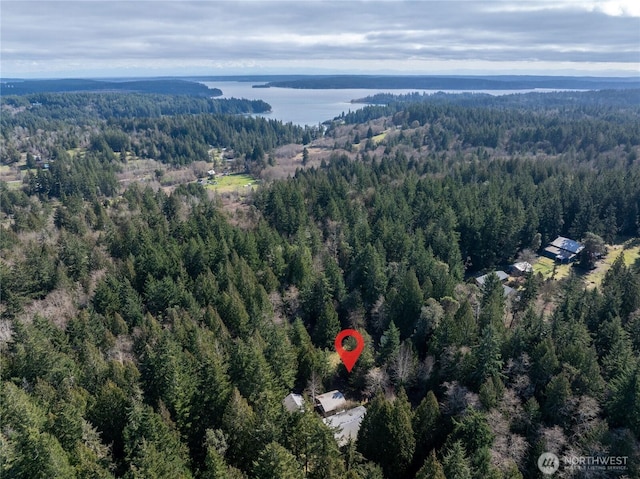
[205,173,258,194]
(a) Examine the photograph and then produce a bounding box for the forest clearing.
[586,239,640,288]
[205,173,258,193]
[531,239,640,288]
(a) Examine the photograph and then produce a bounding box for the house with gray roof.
[283,393,304,413]
[543,236,584,263]
[475,270,509,287]
[475,270,516,297]
[510,261,533,276]
[322,406,367,446]
[315,390,347,417]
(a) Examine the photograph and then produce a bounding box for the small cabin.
[315,390,347,417]
[510,262,533,276]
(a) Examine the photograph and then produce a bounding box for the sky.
[1,0,639,78]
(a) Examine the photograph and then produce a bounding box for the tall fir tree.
[252,442,304,479]
[416,450,446,479]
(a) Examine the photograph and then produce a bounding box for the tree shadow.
[570,264,590,278]
[625,237,640,249]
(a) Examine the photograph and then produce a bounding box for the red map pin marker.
[335,329,364,373]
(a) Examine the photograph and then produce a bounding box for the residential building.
[322,406,367,446]
[510,261,533,276]
[315,390,347,417]
[543,236,584,263]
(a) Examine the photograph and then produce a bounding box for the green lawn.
[355,132,388,151]
[205,173,257,193]
[587,241,640,288]
[621,243,640,267]
[533,239,640,289]
[67,147,85,158]
[533,256,571,280]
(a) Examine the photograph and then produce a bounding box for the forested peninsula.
[1,78,221,97]
[1,86,639,479]
[260,74,640,90]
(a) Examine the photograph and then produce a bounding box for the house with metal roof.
[322,406,367,446]
[475,270,509,287]
[510,261,533,276]
[543,236,584,263]
[475,270,517,297]
[315,390,347,417]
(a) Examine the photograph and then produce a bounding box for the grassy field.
[355,132,388,151]
[532,256,572,280]
[5,181,23,190]
[371,132,387,144]
[532,239,640,288]
[205,173,258,194]
[67,147,84,158]
[586,240,640,288]
[620,243,640,267]
[1,163,24,188]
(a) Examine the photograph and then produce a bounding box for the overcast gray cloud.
[1,0,638,77]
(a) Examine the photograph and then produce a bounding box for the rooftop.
[475,270,509,286]
[283,393,304,413]
[315,390,347,415]
[544,245,577,261]
[322,406,367,446]
[550,236,584,254]
[502,285,517,297]
[511,261,533,273]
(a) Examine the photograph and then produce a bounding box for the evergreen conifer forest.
[1,87,639,478]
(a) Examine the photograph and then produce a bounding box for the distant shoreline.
[257,74,640,91]
[2,75,639,96]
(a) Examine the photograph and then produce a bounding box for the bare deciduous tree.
[540,425,568,456]
[305,370,322,404]
[487,409,528,471]
[442,381,479,416]
[364,367,390,398]
[370,296,387,333]
[516,248,537,264]
[390,342,415,386]
[416,356,435,386]
[569,395,602,442]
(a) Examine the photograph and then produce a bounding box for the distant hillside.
[0,78,221,96]
[6,75,638,96]
[350,89,640,109]
[261,75,640,90]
